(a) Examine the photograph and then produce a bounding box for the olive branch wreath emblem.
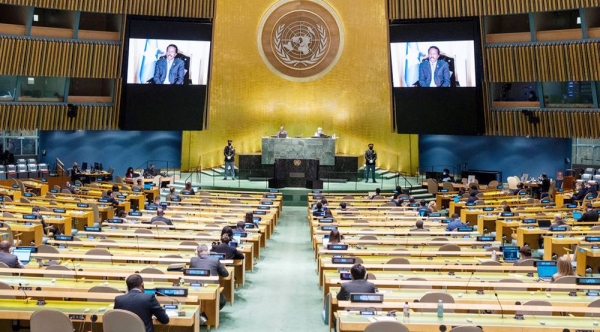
[274,23,328,67]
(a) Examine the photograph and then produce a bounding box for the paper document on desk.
[368,316,396,322]
[166,310,178,317]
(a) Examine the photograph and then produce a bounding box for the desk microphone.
[70,260,79,282]
[418,243,427,259]
[155,291,185,317]
[494,293,504,319]
[18,283,30,303]
[436,263,448,275]
[465,271,475,294]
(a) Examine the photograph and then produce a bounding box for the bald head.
[0,241,11,252]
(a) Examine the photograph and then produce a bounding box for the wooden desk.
[0,299,200,332]
[5,222,43,246]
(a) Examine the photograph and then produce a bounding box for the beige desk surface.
[336,311,599,332]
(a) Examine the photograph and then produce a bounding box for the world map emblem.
[258,0,344,82]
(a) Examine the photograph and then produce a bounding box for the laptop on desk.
[501,246,520,262]
[535,261,558,282]
[13,248,32,266]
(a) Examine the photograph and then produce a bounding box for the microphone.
[418,243,427,259]
[155,224,160,240]
[437,262,448,275]
[18,283,30,303]
[465,271,475,294]
[155,291,185,317]
[70,260,79,282]
[494,292,504,319]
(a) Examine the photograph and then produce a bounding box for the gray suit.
[189,254,229,277]
[336,279,376,300]
[0,251,22,268]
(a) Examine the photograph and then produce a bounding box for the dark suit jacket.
[189,254,229,277]
[418,59,451,87]
[211,243,244,260]
[114,289,169,332]
[152,58,185,84]
[0,251,22,268]
[336,279,376,301]
[573,187,588,201]
[579,209,599,222]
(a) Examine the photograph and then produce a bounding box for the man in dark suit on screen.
[336,263,376,301]
[152,44,185,85]
[114,274,169,332]
[418,46,451,87]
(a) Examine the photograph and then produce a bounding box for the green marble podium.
[261,137,336,166]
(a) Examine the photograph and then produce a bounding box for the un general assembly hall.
[2,0,600,331]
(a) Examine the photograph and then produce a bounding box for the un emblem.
[258,0,344,82]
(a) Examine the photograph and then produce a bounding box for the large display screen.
[390,18,484,135]
[121,16,212,130]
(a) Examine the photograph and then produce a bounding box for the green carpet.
[216,207,328,331]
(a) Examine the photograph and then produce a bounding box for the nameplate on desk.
[107,218,123,224]
[253,217,261,222]
[163,304,178,310]
[170,197,181,202]
[68,314,86,320]
[541,198,551,203]
[23,214,37,220]
[312,190,322,194]
[550,226,567,232]
[269,189,279,193]
[340,272,352,280]
[18,286,32,291]
[84,226,101,232]
[465,202,476,206]
[577,277,600,285]
[155,288,188,297]
[350,293,383,303]
[260,201,273,205]
[313,195,323,200]
[12,184,18,188]
[245,224,255,229]
[566,203,578,208]
[160,202,169,207]
[409,203,419,207]
[144,289,157,295]
[210,253,226,260]
[319,218,333,223]
[497,185,503,189]
[98,199,109,203]
[54,235,73,241]
[146,206,157,210]
[522,218,536,224]
[132,188,142,192]
[429,213,441,217]
[585,236,600,242]
[482,207,494,212]
[258,205,270,210]
[117,194,127,199]
[183,268,211,276]
[519,191,527,195]
[74,183,82,187]
[313,211,325,217]
[129,211,142,216]
[327,244,348,250]
[476,236,495,242]
[77,203,88,208]
[23,192,33,197]
[441,219,451,224]
[457,227,474,232]
[233,232,248,238]
[500,212,514,217]
[16,246,37,253]
[265,194,276,199]
[254,211,266,215]
[439,189,449,192]
[321,226,337,231]
[332,257,355,264]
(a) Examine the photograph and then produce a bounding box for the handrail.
[184,166,203,184]
[55,157,65,176]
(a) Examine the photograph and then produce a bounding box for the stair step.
[321,178,348,183]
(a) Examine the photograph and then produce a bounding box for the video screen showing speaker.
[390,18,484,135]
[121,16,212,130]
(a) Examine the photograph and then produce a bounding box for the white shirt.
[429,61,437,87]
[165,59,174,84]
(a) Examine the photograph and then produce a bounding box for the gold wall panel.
[182,0,418,173]
[389,0,600,19]
[489,110,600,139]
[485,41,600,83]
